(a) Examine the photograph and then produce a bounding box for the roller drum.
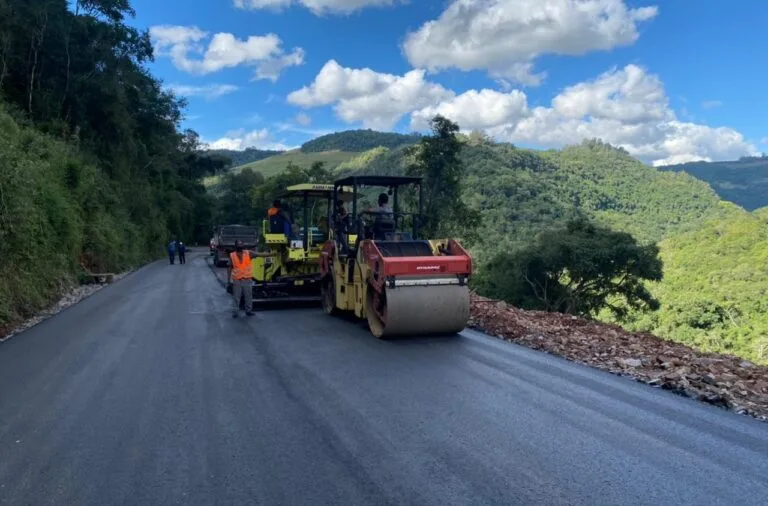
[367,284,470,338]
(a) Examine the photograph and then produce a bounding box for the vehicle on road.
[320,175,473,338]
[209,237,216,256]
[213,224,260,267]
[227,183,353,306]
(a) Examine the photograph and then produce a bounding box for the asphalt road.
[1,250,767,505]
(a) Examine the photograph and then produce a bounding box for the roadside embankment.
[0,271,134,343]
[469,293,768,421]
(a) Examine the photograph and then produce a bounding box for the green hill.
[300,130,421,153]
[203,130,423,188]
[336,138,724,259]
[205,148,283,168]
[658,156,768,211]
[204,150,359,188]
[235,149,358,177]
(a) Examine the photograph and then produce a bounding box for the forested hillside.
[617,205,768,361]
[659,156,768,211]
[300,130,421,153]
[334,137,723,255]
[0,1,218,329]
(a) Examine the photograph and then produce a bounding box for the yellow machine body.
[319,175,473,339]
[250,183,352,304]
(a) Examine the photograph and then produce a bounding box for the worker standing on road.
[167,239,176,265]
[227,239,274,318]
[177,241,186,264]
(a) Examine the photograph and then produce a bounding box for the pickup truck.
[212,224,260,267]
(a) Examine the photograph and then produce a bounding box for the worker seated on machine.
[366,193,395,240]
[267,199,293,237]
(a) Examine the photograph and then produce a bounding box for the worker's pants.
[232,279,253,313]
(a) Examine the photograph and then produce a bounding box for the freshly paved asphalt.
[1,250,767,505]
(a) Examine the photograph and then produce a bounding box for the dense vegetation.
[479,218,663,317]
[659,156,768,211]
[0,0,218,329]
[300,129,421,153]
[206,148,283,169]
[212,161,333,227]
[614,205,768,361]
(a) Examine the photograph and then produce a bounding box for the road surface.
[1,250,767,505]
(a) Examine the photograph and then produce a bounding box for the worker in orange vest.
[227,239,273,318]
[267,199,293,236]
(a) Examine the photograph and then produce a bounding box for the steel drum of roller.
[366,282,470,338]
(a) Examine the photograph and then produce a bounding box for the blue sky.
[129,0,766,165]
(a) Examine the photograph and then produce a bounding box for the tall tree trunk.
[28,10,48,116]
[0,34,9,89]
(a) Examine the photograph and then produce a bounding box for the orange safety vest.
[229,251,252,280]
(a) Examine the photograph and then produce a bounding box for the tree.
[216,168,265,225]
[477,218,663,317]
[405,115,479,239]
[307,160,331,183]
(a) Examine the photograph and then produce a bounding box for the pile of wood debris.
[468,293,768,421]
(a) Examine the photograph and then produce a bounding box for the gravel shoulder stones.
[469,293,768,422]
[0,271,133,343]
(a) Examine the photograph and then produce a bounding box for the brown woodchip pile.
[468,293,768,421]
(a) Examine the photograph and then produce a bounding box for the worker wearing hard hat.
[227,239,274,318]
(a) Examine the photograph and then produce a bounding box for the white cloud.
[287,60,453,129]
[150,25,208,51]
[701,100,722,110]
[234,0,402,15]
[411,89,529,131]
[295,112,312,126]
[411,64,755,166]
[253,48,306,82]
[166,83,239,100]
[149,25,304,80]
[403,0,658,85]
[203,128,293,151]
[288,60,755,165]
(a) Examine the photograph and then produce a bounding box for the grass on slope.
[203,150,358,187]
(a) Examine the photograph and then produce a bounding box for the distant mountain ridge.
[300,130,422,153]
[658,156,768,211]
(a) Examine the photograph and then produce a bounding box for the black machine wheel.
[321,276,339,316]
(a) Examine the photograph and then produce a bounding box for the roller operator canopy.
[277,183,354,201]
[333,175,422,188]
